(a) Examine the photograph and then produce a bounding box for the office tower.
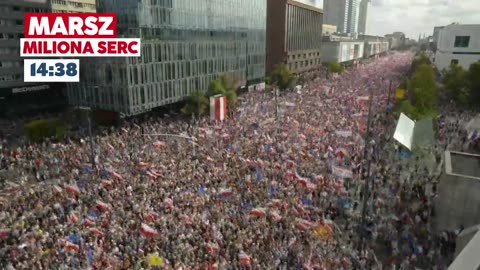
[0,0,67,116]
[66,0,267,117]
[324,0,359,34]
[358,0,370,34]
[267,0,323,75]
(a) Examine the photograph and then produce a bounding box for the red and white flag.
[84,217,95,227]
[164,198,174,209]
[65,241,79,252]
[137,162,149,168]
[218,188,233,198]
[296,218,314,231]
[53,185,63,193]
[107,143,115,152]
[96,200,111,212]
[67,212,79,224]
[206,242,220,253]
[238,251,252,265]
[89,227,104,237]
[250,208,267,217]
[210,95,227,122]
[65,184,80,195]
[269,210,282,221]
[140,223,159,237]
[153,141,166,148]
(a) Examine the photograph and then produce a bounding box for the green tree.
[395,100,420,120]
[327,61,344,73]
[206,75,239,109]
[271,64,295,91]
[442,64,468,104]
[181,90,209,117]
[24,118,66,142]
[409,64,437,115]
[468,62,480,106]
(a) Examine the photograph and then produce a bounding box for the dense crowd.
[0,52,462,269]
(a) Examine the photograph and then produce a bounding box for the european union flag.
[240,203,253,212]
[86,246,95,265]
[265,144,273,153]
[89,209,99,219]
[255,167,263,182]
[198,186,207,194]
[269,185,277,197]
[67,234,82,244]
[301,198,312,206]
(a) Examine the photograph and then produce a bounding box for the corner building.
[67,0,267,116]
[0,0,68,117]
[266,0,323,75]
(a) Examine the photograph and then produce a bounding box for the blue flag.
[255,167,263,182]
[198,186,207,194]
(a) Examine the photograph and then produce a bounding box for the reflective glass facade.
[67,0,267,116]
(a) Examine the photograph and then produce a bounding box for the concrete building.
[385,31,406,50]
[66,0,267,117]
[321,35,364,63]
[51,0,96,13]
[266,0,323,75]
[0,0,67,117]
[435,151,480,232]
[359,35,389,58]
[357,0,370,34]
[434,24,480,71]
[323,24,337,35]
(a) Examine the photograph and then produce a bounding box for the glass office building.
[67,0,267,116]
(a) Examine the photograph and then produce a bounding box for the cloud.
[368,0,480,38]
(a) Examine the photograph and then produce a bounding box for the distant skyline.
[298,0,480,39]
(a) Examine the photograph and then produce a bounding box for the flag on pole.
[140,223,159,237]
[210,95,227,122]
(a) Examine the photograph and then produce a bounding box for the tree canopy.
[181,90,209,117]
[442,64,469,105]
[468,62,480,106]
[270,64,295,91]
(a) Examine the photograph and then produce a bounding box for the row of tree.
[395,52,438,120]
[182,60,344,118]
[442,61,480,107]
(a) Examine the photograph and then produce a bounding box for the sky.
[297,0,480,40]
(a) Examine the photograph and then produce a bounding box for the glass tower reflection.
[67,0,266,116]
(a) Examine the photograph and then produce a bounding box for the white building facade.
[322,40,364,63]
[435,24,480,71]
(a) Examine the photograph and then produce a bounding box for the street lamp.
[76,106,95,169]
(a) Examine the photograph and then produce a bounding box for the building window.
[454,36,470,48]
[451,59,459,65]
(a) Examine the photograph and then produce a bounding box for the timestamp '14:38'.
[31,62,78,77]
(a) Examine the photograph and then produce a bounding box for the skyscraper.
[358,0,370,34]
[324,0,359,34]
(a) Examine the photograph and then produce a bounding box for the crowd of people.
[0,52,461,269]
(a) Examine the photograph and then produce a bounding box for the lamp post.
[77,106,95,169]
[359,83,375,250]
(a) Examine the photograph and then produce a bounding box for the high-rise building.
[51,0,96,13]
[358,0,370,34]
[324,0,358,34]
[0,0,67,117]
[66,0,267,117]
[266,0,323,75]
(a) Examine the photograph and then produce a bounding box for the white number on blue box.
[24,59,80,82]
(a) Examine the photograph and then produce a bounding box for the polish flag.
[269,210,282,221]
[250,208,267,217]
[206,156,214,163]
[210,95,227,122]
[164,198,174,209]
[89,227,104,237]
[84,217,95,227]
[153,141,166,148]
[101,180,113,188]
[107,143,115,151]
[150,170,162,177]
[65,241,80,252]
[218,188,233,198]
[269,199,283,208]
[96,200,111,212]
[110,171,123,180]
[140,223,159,237]
[137,162,149,168]
[65,185,80,195]
[298,134,307,141]
[52,185,63,193]
[145,212,159,222]
[206,242,220,253]
[238,251,252,265]
[146,170,158,179]
[296,218,313,231]
[67,212,79,224]
[306,182,317,191]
